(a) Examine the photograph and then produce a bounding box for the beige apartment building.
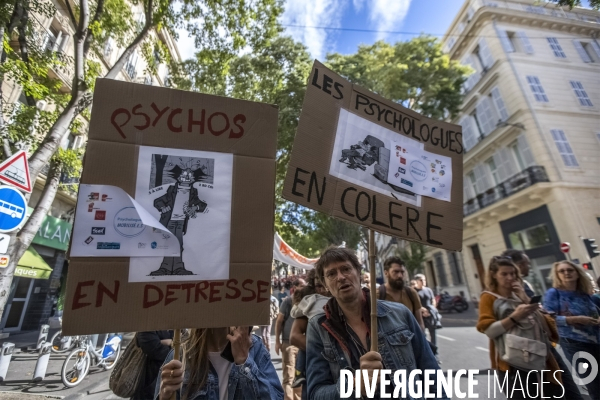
[420,0,600,300]
[0,0,181,332]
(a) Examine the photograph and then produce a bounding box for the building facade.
[0,0,182,332]
[425,0,600,299]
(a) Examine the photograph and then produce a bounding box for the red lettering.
[165,284,181,306]
[95,280,120,307]
[257,280,269,303]
[195,281,209,302]
[225,279,241,299]
[241,279,256,302]
[143,285,164,308]
[208,112,230,136]
[181,283,195,303]
[167,108,183,133]
[132,104,150,130]
[209,282,224,303]
[229,114,246,138]
[188,109,206,134]
[111,109,130,139]
[151,103,170,126]
[72,280,95,310]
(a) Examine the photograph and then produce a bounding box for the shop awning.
[15,248,53,280]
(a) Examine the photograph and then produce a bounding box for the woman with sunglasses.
[477,256,565,399]
[156,327,283,400]
[544,261,600,398]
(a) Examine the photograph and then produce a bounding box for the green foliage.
[396,242,427,276]
[326,36,470,120]
[52,147,83,192]
[551,0,600,9]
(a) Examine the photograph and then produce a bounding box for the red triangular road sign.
[0,150,32,193]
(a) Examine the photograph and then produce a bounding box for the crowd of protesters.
[124,245,599,400]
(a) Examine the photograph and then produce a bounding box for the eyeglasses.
[493,256,512,261]
[557,269,575,274]
[324,265,355,281]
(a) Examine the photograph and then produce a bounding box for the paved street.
[0,310,591,400]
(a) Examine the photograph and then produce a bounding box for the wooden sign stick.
[368,229,378,352]
[169,329,182,400]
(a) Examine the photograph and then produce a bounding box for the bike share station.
[0,150,86,385]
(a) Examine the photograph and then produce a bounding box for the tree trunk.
[0,160,62,319]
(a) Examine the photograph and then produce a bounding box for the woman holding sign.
[157,327,283,400]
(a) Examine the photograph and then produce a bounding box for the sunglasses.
[493,256,512,261]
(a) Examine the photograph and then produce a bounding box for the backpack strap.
[378,284,387,300]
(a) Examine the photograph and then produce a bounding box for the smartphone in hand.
[530,295,542,304]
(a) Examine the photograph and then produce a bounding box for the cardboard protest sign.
[63,79,278,335]
[283,61,463,251]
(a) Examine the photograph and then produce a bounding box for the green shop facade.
[0,210,72,332]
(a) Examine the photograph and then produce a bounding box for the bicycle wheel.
[103,343,121,371]
[61,348,91,388]
[51,331,72,353]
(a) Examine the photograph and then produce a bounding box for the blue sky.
[281,0,466,59]
[176,0,593,60]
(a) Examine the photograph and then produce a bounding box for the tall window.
[475,97,497,136]
[490,87,509,121]
[485,157,500,185]
[468,171,478,195]
[434,252,448,287]
[547,38,566,58]
[550,129,579,167]
[509,141,526,171]
[526,76,549,102]
[570,81,593,107]
[572,40,600,63]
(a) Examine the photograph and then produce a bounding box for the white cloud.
[367,0,412,40]
[281,0,346,60]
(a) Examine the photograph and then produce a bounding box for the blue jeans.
[559,338,600,399]
[295,349,305,374]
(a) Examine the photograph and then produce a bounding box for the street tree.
[0,0,283,317]
[396,241,427,277]
[552,0,600,9]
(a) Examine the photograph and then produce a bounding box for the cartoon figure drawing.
[149,163,209,276]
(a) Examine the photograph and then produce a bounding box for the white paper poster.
[329,109,423,207]
[71,185,180,257]
[387,141,453,201]
[129,146,233,282]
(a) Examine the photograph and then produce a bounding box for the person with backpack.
[477,256,565,399]
[376,256,425,332]
[544,261,600,399]
[259,289,279,352]
[414,273,442,346]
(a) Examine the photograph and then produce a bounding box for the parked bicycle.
[50,330,78,354]
[61,333,122,387]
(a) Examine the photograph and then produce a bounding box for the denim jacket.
[154,334,283,400]
[306,300,449,400]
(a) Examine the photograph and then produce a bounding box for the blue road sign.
[0,186,27,233]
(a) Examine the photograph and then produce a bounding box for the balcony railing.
[464,165,549,217]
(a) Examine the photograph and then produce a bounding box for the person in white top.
[157,327,283,400]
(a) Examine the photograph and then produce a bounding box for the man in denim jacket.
[306,247,448,399]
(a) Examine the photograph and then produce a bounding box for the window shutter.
[517,134,535,167]
[494,148,518,182]
[518,31,534,54]
[462,56,480,92]
[478,39,494,69]
[497,29,515,53]
[490,87,509,121]
[573,40,592,62]
[473,164,493,192]
[590,41,600,58]
[58,34,70,53]
[460,116,478,151]
[475,97,497,136]
[463,176,476,200]
[467,6,475,20]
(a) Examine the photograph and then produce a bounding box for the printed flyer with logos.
[70,184,180,257]
[387,141,453,202]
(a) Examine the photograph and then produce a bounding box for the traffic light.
[582,263,591,270]
[583,238,599,259]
